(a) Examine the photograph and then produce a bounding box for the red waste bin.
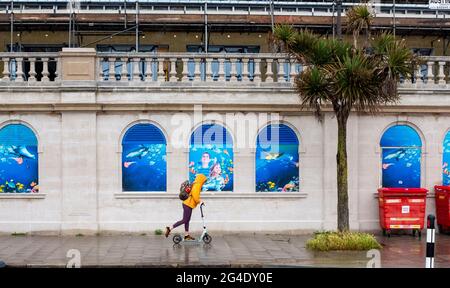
[377,188,428,237]
[434,186,450,234]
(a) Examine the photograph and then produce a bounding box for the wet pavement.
[0,233,448,268]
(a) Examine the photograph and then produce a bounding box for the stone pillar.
[346,114,360,230]
[59,48,97,82]
[59,48,97,104]
[167,147,187,194]
[61,112,98,234]
[59,48,98,234]
[322,114,338,230]
[233,148,254,193]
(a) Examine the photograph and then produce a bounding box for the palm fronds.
[346,5,373,49]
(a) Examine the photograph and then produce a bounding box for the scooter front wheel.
[202,233,212,244]
[173,234,182,244]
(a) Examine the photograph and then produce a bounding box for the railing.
[1,1,447,19]
[0,52,450,87]
[96,53,300,84]
[0,53,59,82]
[401,57,449,86]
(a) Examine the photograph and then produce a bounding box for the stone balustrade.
[96,52,299,84]
[1,51,450,88]
[0,53,60,82]
[404,56,449,86]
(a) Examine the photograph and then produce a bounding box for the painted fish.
[5,180,15,189]
[3,145,36,160]
[17,146,36,159]
[262,152,284,161]
[125,145,150,159]
[12,157,23,165]
[123,161,136,168]
[16,183,24,191]
[382,163,394,170]
[31,185,39,193]
[384,149,406,161]
[224,175,229,185]
[282,182,296,192]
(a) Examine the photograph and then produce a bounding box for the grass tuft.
[11,232,27,236]
[154,229,163,236]
[306,231,382,251]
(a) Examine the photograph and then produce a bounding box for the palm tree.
[346,4,373,49]
[273,24,415,232]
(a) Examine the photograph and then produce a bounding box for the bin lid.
[378,187,428,196]
[434,185,450,192]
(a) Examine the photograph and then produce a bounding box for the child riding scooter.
[165,174,208,242]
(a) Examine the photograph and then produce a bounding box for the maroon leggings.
[172,204,193,232]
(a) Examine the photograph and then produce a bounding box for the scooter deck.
[179,239,202,244]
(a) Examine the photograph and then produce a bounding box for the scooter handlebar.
[200,202,205,218]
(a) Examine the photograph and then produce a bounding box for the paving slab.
[0,233,448,268]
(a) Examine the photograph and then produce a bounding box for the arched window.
[256,124,299,192]
[0,124,39,193]
[122,123,167,192]
[442,131,450,185]
[380,125,422,188]
[189,124,233,192]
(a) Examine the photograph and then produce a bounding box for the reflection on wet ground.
[0,233,448,267]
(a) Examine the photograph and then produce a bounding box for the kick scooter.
[173,203,212,244]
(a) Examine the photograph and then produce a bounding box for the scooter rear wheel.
[202,233,212,244]
[173,234,182,244]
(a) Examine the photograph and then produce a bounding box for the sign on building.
[429,0,450,10]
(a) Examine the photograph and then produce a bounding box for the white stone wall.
[0,86,445,235]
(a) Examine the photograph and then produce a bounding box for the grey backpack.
[179,180,192,201]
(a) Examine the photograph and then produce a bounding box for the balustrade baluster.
[28,58,37,82]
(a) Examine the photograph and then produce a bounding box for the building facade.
[0,0,449,234]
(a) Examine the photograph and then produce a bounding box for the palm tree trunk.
[364,28,369,49]
[336,114,350,232]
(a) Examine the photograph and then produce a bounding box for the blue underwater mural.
[443,131,450,185]
[189,124,233,192]
[380,125,422,188]
[256,124,299,192]
[122,124,167,191]
[0,124,39,193]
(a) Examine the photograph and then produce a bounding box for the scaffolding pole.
[135,0,139,52]
[393,0,396,38]
[336,0,342,40]
[204,0,208,53]
[10,0,13,52]
[332,0,335,39]
[270,0,274,32]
